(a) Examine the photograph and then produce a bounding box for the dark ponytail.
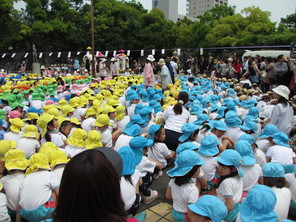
[173,92,189,115]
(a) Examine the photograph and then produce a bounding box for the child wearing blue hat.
[118,146,142,215]
[188,195,227,222]
[166,150,205,222]
[113,124,142,151]
[148,125,175,170]
[210,120,235,152]
[215,149,243,222]
[234,140,262,193]
[179,123,200,146]
[262,163,291,221]
[236,185,278,222]
[129,136,159,204]
[266,132,296,165]
[127,94,140,118]
[255,123,279,154]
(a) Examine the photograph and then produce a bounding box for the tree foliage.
[0,2,295,52]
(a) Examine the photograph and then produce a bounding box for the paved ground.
[137,165,174,221]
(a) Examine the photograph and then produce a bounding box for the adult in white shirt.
[270,85,293,135]
[162,92,190,151]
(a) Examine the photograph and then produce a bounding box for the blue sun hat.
[238,134,256,145]
[216,149,244,177]
[188,195,227,222]
[225,111,242,127]
[179,123,199,143]
[235,140,256,165]
[190,104,203,115]
[198,135,219,156]
[194,114,210,126]
[222,98,231,106]
[123,124,142,137]
[212,120,227,131]
[155,89,164,99]
[153,94,162,101]
[270,132,290,148]
[258,124,279,139]
[262,162,285,178]
[240,120,258,133]
[240,185,278,222]
[167,150,204,177]
[140,90,149,103]
[225,101,236,110]
[246,107,260,120]
[215,106,227,119]
[210,104,219,112]
[148,124,161,139]
[201,98,211,108]
[227,88,235,98]
[129,136,153,165]
[118,146,136,176]
[176,142,199,155]
[126,89,137,101]
[153,102,162,114]
[139,106,153,122]
[126,115,145,128]
[134,104,143,115]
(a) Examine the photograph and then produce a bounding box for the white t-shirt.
[256,138,270,154]
[16,138,40,158]
[240,164,262,192]
[285,173,296,203]
[188,115,197,123]
[254,149,266,167]
[73,108,86,122]
[266,145,295,164]
[40,132,65,148]
[196,129,211,144]
[141,121,156,134]
[148,142,171,168]
[1,172,25,211]
[225,126,241,141]
[30,100,43,110]
[270,103,293,135]
[272,187,291,221]
[127,104,136,118]
[216,176,243,204]
[136,156,156,177]
[168,178,199,213]
[4,132,22,143]
[65,144,85,158]
[232,129,246,144]
[100,128,112,148]
[200,156,217,182]
[52,166,65,182]
[162,106,190,133]
[256,100,266,112]
[0,193,10,222]
[117,116,130,132]
[114,134,133,152]
[19,171,60,210]
[120,170,141,211]
[81,117,96,132]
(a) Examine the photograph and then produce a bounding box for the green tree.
[281,13,296,29]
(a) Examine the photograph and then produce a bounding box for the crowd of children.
[0,69,295,222]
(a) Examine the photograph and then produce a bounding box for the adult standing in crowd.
[244,58,260,84]
[158,58,172,90]
[143,55,156,88]
[274,55,289,86]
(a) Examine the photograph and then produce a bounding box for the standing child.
[18,153,60,222]
[215,149,243,222]
[166,150,205,222]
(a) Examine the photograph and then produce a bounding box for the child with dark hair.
[262,163,291,220]
[166,150,204,222]
[216,150,243,222]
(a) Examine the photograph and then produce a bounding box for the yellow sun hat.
[115,105,126,121]
[37,113,55,137]
[69,97,80,108]
[23,125,39,139]
[94,114,113,127]
[105,99,119,107]
[67,128,87,147]
[92,100,102,110]
[85,107,96,118]
[102,106,116,115]
[58,99,68,109]
[61,105,75,117]
[69,118,81,125]
[26,153,50,175]
[85,130,103,149]
[0,140,17,161]
[9,118,25,133]
[39,142,59,156]
[23,113,39,121]
[48,150,69,168]
[47,108,61,119]
[4,149,28,171]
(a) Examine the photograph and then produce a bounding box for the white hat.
[228,58,233,62]
[158,58,166,65]
[272,85,290,100]
[147,55,155,62]
[110,57,116,62]
[187,69,192,74]
[41,65,46,69]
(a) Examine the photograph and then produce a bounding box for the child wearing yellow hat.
[37,113,65,148]
[0,181,10,221]
[4,118,25,143]
[81,107,96,132]
[1,149,27,214]
[58,120,72,146]
[85,130,103,149]
[16,125,40,158]
[94,114,113,147]
[19,153,60,222]
[65,128,87,158]
[48,150,69,182]
[115,105,130,131]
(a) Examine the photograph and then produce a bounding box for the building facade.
[186,0,228,18]
[153,0,185,22]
